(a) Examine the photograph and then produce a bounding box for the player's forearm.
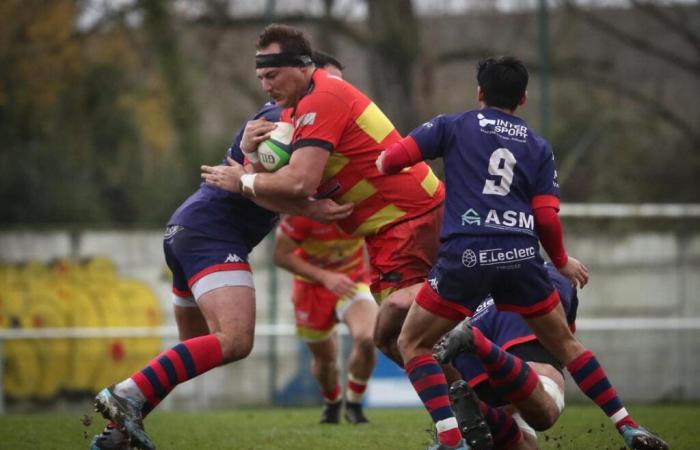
[275,253,329,285]
[250,194,311,215]
[534,206,568,269]
[377,137,424,174]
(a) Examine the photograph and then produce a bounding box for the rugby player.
[201,24,446,372]
[275,214,377,424]
[378,56,668,450]
[435,264,575,449]
[89,54,351,450]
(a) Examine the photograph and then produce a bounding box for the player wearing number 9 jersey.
[380,56,668,450]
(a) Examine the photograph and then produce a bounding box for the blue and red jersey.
[405,108,560,242]
[167,103,281,249]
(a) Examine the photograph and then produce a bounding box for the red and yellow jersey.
[282,69,444,237]
[278,215,367,284]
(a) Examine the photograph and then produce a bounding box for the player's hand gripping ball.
[257,122,294,172]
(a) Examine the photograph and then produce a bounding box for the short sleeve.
[292,92,350,153]
[408,115,449,160]
[534,143,561,198]
[278,215,312,242]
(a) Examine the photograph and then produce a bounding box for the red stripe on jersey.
[187,262,251,288]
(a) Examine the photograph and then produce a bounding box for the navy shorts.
[163,225,253,302]
[416,235,559,320]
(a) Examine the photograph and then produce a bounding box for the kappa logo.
[462,249,478,268]
[428,277,439,292]
[295,112,316,128]
[163,225,183,239]
[225,253,244,263]
[477,113,496,128]
[461,208,481,226]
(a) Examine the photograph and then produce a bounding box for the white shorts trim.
[336,283,375,322]
[191,270,255,300]
[173,293,197,307]
[512,412,537,438]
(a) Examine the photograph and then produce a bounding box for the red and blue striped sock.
[132,334,223,414]
[479,402,523,449]
[567,350,638,431]
[472,327,539,403]
[406,354,462,447]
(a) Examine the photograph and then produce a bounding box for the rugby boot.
[426,438,470,450]
[434,321,475,364]
[344,401,369,424]
[319,401,342,424]
[89,421,129,450]
[450,381,493,450]
[94,386,155,450]
[620,425,669,450]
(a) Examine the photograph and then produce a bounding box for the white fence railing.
[2,317,700,413]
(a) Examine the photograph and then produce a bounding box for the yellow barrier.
[0,258,164,400]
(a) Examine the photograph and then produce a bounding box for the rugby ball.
[257,122,294,172]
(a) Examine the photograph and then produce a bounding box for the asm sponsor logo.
[484,209,534,232]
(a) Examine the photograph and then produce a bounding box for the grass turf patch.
[0,403,697,449]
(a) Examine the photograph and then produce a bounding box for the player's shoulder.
[307,69,361,103]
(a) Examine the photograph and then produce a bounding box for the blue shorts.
[416,235,559,320]
[163,225,254,304]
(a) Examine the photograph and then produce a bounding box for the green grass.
[0,404,697,449]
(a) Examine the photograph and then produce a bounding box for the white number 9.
[482,147,516,196]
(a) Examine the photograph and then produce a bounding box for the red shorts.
[292,280,374,342]
[365,205,443,302]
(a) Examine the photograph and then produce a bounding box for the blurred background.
[0,0,698,413]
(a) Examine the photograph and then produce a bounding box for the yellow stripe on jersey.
[421,169,441,197]
[354,203,407,237]
[338,179,377,204]
[323,152,350,179]
[355,102,394,144]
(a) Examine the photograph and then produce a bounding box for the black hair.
[311,50,344,71]
[476,56,528,110]
[257,24,312,59]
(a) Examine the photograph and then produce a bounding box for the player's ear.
[477,86,484,103]
[519,91,528,106]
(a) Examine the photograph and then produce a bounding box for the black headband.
[255,53,312,69]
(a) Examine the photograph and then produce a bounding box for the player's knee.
[354,335,376,357]
[527,408,559,431]
[218,331,254,363]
